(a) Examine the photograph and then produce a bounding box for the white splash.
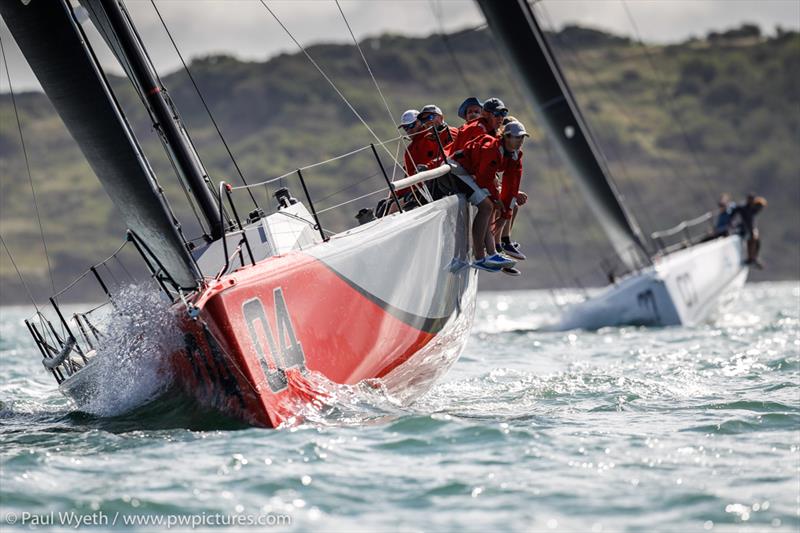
[68,284,182,417]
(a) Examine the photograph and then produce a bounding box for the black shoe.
[501,267,521,276]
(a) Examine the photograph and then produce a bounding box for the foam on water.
[0,282,797,532]
[71,284,182,417]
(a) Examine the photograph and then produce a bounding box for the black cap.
[482,97,508,113]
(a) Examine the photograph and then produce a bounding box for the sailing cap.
[503,121,529,137]
[397,109,419,128]
[457,97,482,119]
[419,104,443,116]
[482,97,508,113]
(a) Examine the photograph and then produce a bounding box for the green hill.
[1,24,798,303]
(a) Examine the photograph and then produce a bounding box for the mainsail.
[0,0,200,288]
[79,0,222,240]
[477,0,648,270]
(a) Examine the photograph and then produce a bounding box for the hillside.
[1,24,798,303]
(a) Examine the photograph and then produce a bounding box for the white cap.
[503,121,529,137]
[397,109,419,128]
[419,104,443,116]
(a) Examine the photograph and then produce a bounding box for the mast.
[0,0,200,289]
[476,0,648,270]
[97,0,222,240]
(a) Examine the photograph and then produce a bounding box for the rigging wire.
[258,0,406,175]
[530,1,661,244]
[428,0,474,94]
[150,0,259,209]
[620,0,717,201]
[0,35,57,297]
[121,0,232,226]
[333,3,411,184]
[77,1,211,239]
[0,233,40,311]
[334,0,397,132]
[533,1,665,234]
[478,15,586,289]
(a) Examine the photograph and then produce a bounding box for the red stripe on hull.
[170,252,437,427]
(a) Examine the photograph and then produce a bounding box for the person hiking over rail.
[733,193,767,269]
[492,120,530,276]
[448,97,508,156]
[448,120,531,273]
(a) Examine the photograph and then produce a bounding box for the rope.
[534,2,667,234]
[230,133,407,191]
[620,0,717,201]
[258,0,405,174]
[150,0,259,209]
[316,187,388,215]
[334,0,396,131]
[478,15,583,288]
[315,170,382,206]
[74,2,210,241]
[0,234,40,310]
[0,35,57,296]
[428,0,473,93]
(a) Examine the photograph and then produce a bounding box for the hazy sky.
[1,0,798,92]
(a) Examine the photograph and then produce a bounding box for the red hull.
[168,195,476,427]
[171,252,442,427]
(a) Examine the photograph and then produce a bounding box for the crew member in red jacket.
[457,96,483,124]
[493,121,530,269]
[418,104,458,155]
[448,97,508,156]
[386,109,428,214]
[448,119,529,272]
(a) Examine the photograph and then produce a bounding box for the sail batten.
[1,0,199,288]
[477,0,648,270]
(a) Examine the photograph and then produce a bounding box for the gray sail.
[0,0,200,288]
[477,0,648,270]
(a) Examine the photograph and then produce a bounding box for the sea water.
[1,282,797,532]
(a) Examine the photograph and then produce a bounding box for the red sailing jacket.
[403,133,439,177]
[447,117,495,156]
[455,134,523,214]
[403,125,456,177]
[498,151,523,219]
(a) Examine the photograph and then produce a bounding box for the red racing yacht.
[3,0,477,427]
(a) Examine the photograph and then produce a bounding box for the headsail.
[0,0,200,288]
[477,0,648,270]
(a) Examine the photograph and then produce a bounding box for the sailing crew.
[457,96,483,124]
[448,97,509,156]
[492,120,530,273]
[713,193,737,237]
[448,121,529,273]
[733,193,767,268]
[418,104,458,151]
[402,109,440,177]
[381,109,424,215]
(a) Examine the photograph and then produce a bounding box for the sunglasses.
[419,114,437,123]
[401,122,417,131]
[491,110,509,118]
